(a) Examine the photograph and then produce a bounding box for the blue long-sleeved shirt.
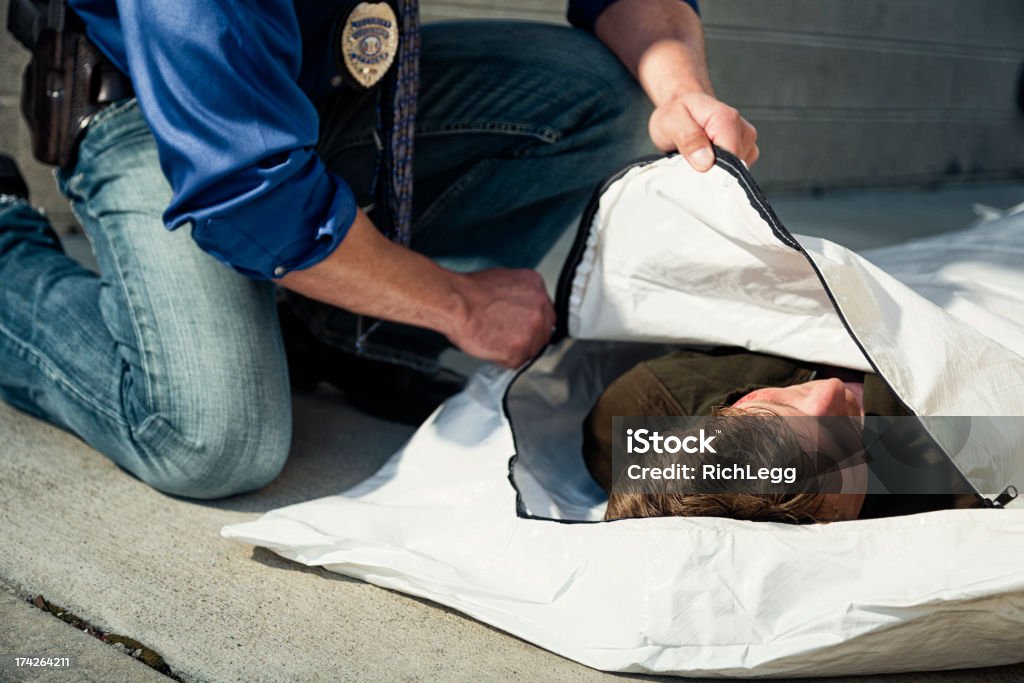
[67,0,699,279]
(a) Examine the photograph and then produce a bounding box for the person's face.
[732,378,862,417]
[732,379,867,521]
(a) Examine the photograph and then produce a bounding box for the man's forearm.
[279,210,465,338]
[594,0,759,170]
[594,0,712,105]
[278,210,555,368]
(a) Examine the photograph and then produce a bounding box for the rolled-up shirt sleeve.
[115,0,355,279]
[567,0,699,32]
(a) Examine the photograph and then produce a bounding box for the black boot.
[279,303,466,425]
[0,154,62,251]
[0,155,30,200]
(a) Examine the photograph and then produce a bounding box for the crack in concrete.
[22,592,180,681]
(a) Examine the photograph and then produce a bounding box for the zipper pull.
[993,486,1019,508]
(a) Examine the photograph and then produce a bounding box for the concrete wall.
[423,0,1024,191]
[702,1,1024,190]
[2,0,1022,231]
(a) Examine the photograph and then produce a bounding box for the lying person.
[582,347,977,523]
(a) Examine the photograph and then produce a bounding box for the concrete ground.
[3,181,1024,681]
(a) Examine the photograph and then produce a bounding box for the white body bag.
[224,154,1024,677]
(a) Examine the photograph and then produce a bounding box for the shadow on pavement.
[206,387,415,514]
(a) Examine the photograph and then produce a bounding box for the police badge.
[338,2,400,90]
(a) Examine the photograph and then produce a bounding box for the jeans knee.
[131,397,292,500]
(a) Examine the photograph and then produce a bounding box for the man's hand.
[595,0,759,172]
[448,269,555,368]
[649,91,759,171]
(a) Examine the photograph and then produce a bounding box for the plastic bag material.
[224,153,1024,677]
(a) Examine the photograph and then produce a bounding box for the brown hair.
[604,407,832,524]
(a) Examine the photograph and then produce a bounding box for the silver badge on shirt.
[341,2,400,89]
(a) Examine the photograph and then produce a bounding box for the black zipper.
[512,147,992,520]
[711,147,988,506]
[705,147,914,414]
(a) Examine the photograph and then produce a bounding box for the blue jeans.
[0,22,653,499]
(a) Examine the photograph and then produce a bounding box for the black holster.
[8,0,133,168]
